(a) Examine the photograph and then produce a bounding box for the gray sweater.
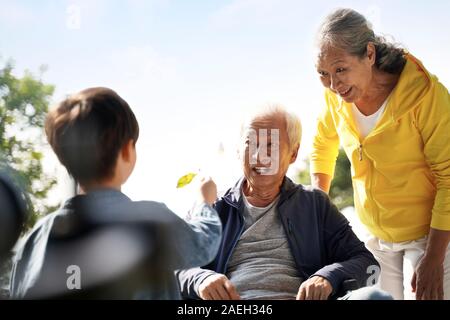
[225,195,303,299]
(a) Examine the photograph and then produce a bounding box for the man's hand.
[411,255,444,300]
[296,276,333,300]
[198,273,241,300]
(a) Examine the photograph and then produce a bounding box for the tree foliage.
[0,60,58,229]
[296,148,354,209]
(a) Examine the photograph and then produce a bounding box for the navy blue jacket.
[177,177,379,299]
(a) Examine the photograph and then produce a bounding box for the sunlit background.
[1,0,449,216]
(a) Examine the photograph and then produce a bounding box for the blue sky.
[1,0,449,215]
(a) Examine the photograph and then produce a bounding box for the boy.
[10,87,221,299]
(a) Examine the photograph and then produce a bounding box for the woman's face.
[316,44,375,103]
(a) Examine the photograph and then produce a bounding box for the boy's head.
[45,87,139,189]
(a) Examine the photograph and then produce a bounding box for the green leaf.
[31,151,43,160]
[176,172,197,188]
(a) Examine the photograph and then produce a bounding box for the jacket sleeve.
[165,202,222,270]
[175,199,229,299]
[311,190,379,294]
[310,90,340,177]
[416,81,450,230]
[175,267,218,299]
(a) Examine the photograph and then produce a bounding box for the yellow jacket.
[310,54,450,242]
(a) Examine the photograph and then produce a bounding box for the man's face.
[240,113,298,190]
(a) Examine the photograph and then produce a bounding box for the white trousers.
[366,236,450,300]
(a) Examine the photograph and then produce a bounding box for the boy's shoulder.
[14,209,62,256]
[106,199,180,225]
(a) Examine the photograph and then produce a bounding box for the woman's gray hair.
[318,8,406,74]
[241,104,302,151]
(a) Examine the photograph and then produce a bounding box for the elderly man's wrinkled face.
[241,113,298,190]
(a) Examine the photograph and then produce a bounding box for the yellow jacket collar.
[334,53,435,123]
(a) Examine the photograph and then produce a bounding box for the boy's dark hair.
[45,87,139,186]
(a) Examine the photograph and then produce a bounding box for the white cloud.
[209,0,289,29]
[107,46,178,87]
[364,5,382,34]
[62,0,171,30]
[0,1,35,27]
[62,0,109,30]
[127,0,170,11]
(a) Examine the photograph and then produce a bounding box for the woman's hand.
[411,255,444,300]
[411,228,450,300]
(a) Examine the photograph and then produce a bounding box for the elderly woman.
[310,8,450,300]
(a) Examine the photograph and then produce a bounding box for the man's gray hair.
[241,104,302,150]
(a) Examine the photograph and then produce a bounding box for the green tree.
[0,60,58,297]
[295,148,354,209]
[0,60,58,229]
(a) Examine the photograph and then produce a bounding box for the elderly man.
[177,105,392,300]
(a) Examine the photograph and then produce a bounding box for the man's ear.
[289,144,300,164]
[121,139,135,162]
